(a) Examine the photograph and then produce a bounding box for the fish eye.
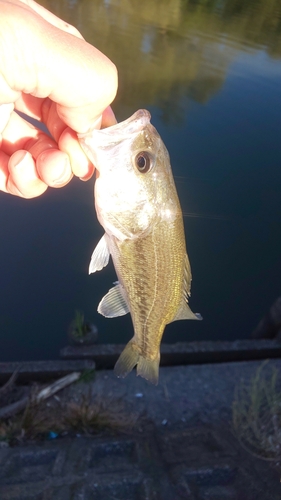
[135,151,153,173]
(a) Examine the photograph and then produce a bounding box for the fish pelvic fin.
[98,282,129,317]
[114,341,159,385]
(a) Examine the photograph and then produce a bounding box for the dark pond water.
[1,0,281,361]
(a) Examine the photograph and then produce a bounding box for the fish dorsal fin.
[98,282,130,317]
[170,253,202,322]
[89,234,110,274]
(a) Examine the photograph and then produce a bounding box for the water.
[1,0,281,361]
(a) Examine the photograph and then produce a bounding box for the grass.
[70,310,89,339]
[0,385,136,445]
[77,369,96,383]
[233,360,281,460]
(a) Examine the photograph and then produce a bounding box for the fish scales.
[110,217,186,358]
[78,109,201,385]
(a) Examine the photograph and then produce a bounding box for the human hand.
[0,0,118,198]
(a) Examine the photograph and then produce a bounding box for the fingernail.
[91,115,102,130]
[81,115,102,135]
[0,103,14,132]
[52,157,71,186]
[13,151,30,169]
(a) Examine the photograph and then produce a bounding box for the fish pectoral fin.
[97,283,130,317]
[89,234,110,274]
[170,299,202,322]
[114,341,159,385]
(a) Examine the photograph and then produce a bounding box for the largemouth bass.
[79,109,201,385]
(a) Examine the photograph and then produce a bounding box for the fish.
[78,109,201,385]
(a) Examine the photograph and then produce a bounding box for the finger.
[58,127,94,180]
[0,150,9,193]
[57,108,117,180]
[101,106,118,128]
[1,107,93,183]
[36,149,73,188]
[0,5,118,133]
[15,96,69,145]
[16,0,84,38]
[1,109,57,156]
[14,94,53,128]
[12,101,117,180]
[15,94,118,133]
[1,110,73,189]
[0,103,14,132]
[7,150,47,198]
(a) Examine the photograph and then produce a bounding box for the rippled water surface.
[1,0,281,360]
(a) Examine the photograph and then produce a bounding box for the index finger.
[9,0,84,38]
[1,3,118,133]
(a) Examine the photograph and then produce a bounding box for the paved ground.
[0,359,281,499]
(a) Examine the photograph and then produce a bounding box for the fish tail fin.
[137,355,159,385]
[114,341,159,385]
[114,341,139,379]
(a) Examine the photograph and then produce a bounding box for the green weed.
[233,361,281,460]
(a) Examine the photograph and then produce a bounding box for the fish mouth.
[78,109,156,171]
[79,109,152,147]
[101,109,152,138]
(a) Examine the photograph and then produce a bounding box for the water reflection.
[0,0,281,361]
[41,0,281,122]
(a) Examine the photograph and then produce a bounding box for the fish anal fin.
[114,341,139,378]
[170,299,202,322]
[183,252,192,297]
[98,283,129,318]
[169,252,202,322]
[89,234,110,274]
